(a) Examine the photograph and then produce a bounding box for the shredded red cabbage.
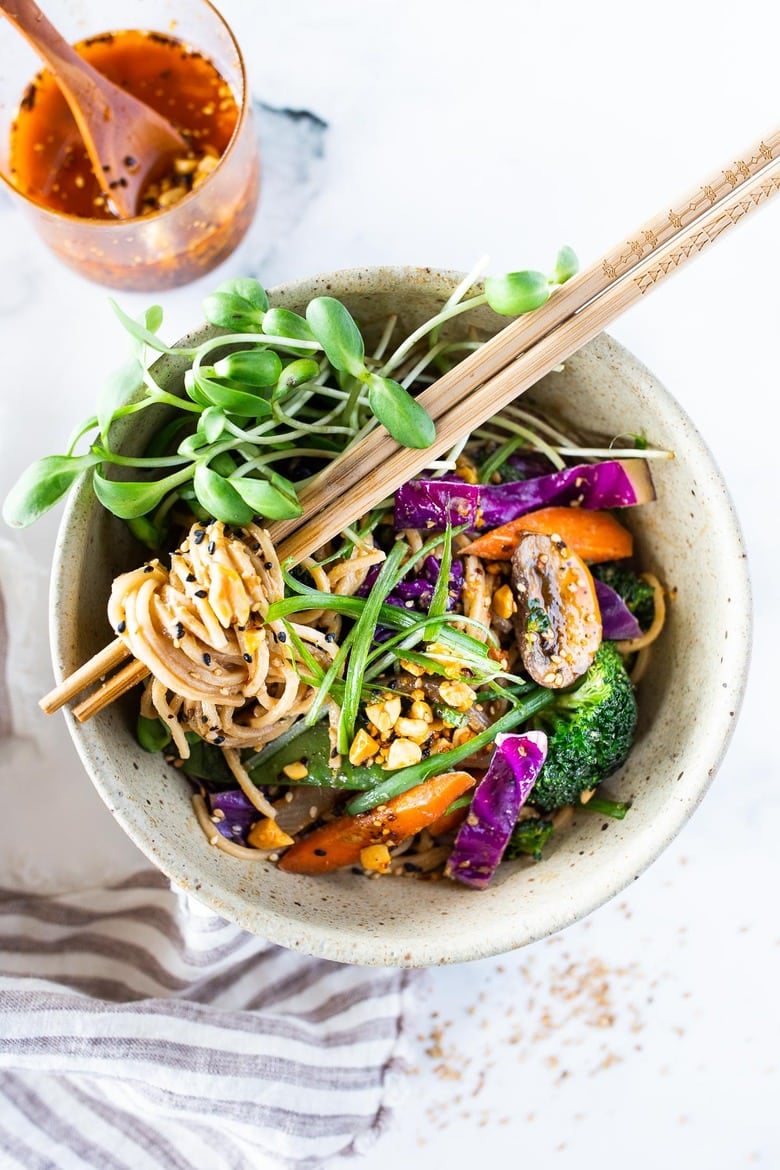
[394,460,655,531]
[445,730,548,890]
[594,579,643,641]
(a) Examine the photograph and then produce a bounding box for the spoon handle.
[0,0,113,117]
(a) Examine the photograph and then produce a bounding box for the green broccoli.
[505,818,555,861]
[591,562,655,631]
[529,641,637,811]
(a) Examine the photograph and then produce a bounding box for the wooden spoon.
[0,0,190,218]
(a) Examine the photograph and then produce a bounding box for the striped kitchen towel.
[0,871,414,1170]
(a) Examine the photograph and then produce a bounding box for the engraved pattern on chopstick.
[601,134,779,281]
[635,172,780,293]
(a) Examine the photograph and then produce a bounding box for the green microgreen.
[2,253,581,541]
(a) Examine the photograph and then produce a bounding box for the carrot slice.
[462,506,633,563]
[277,770,476,875]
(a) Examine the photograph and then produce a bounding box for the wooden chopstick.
[269,127,780,557]
[71,658,149,723]
[47,130,779,723]
[39,637,130,714]
[272,152,780,565]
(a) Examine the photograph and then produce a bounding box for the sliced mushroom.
[511,531,601,688]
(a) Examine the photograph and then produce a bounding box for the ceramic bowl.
[51,266,751,966]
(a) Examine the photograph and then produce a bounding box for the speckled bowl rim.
[51,265,752,966]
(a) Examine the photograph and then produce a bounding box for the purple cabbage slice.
[357,555,464,613]
[394,460,655,531]
[594,579,643,641]
[445,730,548,890]
[209,790,257,844]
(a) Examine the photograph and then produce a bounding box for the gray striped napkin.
[0,545,415,1169]
[0,873,413,1169]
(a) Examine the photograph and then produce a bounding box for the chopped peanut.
[409,699,434,723]
[282,761,308,781]
[247,817,294,851]
[385,738,423,769]
[399,658,425,677]
[452,726,475,749]
[439,680,477,711]
[455,457,479,485]
[349,728,380,766]
[492,583,516,619]
[365,695,402,735]
[360,844,392,873]
[579,788,597,804]
[395,716,432,743]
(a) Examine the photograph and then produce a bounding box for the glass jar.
[0,0,260,290]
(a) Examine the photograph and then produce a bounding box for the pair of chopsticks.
[41,126,779,722]
[271,126,779,564]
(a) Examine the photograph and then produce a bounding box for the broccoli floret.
[591,562,655,630]
[529,641,637,811]
[505,818,554,861]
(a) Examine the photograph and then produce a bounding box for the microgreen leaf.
[193,465,255,525]
[93,466,192,519]
[211,349,283,387]
[97,357,144,441]
[262,307,317,349]
[230,475,303,520]
[305,297,366,376]
[110,299,181,354]
[552,245,579,284]
[203,278,268,331]
[366,373,436,448]
[192,372,274,419]
[198,407,227,444]
[484,270,550,316]
[276,358,321,393]
[2,453,100,527]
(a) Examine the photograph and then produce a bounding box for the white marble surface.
[1,0,779,1165]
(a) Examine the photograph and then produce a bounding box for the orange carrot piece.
[426,804,469,837]
[277,771,476,875]
[462,506,633,563]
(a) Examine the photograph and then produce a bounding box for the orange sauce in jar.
[5,27,259,290]
[9,29,239,218]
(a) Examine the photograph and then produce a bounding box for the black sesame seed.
[175,622,184,639]
[263,561,273,570]
[207,541,216,554]
[277,630,287,643]
[203,653,211,665]
[124,155,137,167]
[186,573,196,583]
[330,748,339,759]
[116,620,126,634]
[194,530,206,545]
[243,653,252,663]
[252,542,261,551]
[313,848,327,857]
[195,589,207,598]
[143,564,154,573]
[324,632,335,643]
[213,735,225,745]
[201,715,208,723]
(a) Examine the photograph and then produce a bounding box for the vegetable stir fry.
[4,254,672,888]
